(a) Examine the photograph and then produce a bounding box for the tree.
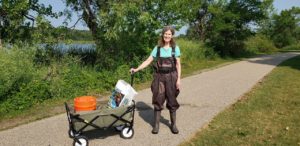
[186,0,273,56]
[271,7,300,48]
[185,0,213,40]
[64,0,185,68]
[256,0,276,37]
[0,0,58,43]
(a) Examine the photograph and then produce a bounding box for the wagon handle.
[130,72,134,86]
[130,65,135,86]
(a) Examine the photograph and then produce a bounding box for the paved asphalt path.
[0,52,299,146]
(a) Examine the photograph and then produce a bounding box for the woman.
[130,26,181,134]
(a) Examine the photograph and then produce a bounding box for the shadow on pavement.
[136,101,170,128]
[247,53,300,70]
[81,128,120,140]
[277,55,300,70]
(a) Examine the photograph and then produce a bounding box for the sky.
[41,0,300,34]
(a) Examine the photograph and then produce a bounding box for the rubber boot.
[170,111,179,134]
[152,110,161,134]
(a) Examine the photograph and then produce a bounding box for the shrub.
[245,34,277,53]
[281,43,300,51]
[177,38,218,67]
[0,46,52,115]
[0,47,37,101]
[3,80,51,111]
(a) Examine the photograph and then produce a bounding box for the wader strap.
[156,46,176,64]
[171,47,175,58]
[157,46,162,65]
[155,46,177,73]
[171,47,176,65]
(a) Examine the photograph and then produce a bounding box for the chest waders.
[151,46,179,134]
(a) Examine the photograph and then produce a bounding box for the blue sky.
[41,0,300,32]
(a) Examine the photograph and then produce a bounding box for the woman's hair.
[158,26,176,48]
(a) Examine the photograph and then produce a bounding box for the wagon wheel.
[120,126,134,139]
[69,129,80,138]
[73,136,89,146]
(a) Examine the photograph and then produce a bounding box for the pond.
[40,43,96,53]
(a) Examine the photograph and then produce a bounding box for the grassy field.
[180,55,300,146]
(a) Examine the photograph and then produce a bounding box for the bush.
[281,43,300,51]
[245,34,277,53]
[1,80,51,112]
[0,47,38,101]
[0,46,52,115]
[177,39,217,62]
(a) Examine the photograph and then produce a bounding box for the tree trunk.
[82,0,101,47]
[81,0,113,68]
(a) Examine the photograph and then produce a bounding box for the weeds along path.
[0,52,299,146]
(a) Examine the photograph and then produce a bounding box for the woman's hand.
[130,68,138,74]
[176,79,181,89]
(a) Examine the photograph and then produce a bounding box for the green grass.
[180,55,300,146]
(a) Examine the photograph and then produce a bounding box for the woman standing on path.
[130,26,181,134]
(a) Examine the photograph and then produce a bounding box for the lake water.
[40,43,96,53]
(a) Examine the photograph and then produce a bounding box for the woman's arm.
[131,55,154,73]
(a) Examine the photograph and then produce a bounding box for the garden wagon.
[65,75,137,146]
[65,101,136,146]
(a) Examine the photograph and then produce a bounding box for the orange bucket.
[74,96,96,111]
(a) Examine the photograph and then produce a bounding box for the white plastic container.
[115,80,138,106]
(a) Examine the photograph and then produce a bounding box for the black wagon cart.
[65,74,137,146]
[65,101,135,146]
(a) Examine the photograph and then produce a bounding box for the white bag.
[115,80,138,106]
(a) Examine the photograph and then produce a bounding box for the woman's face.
[163,30,173,43]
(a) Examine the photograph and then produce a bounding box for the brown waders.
[151,70,180,134]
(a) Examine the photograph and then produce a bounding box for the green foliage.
[245,34,277,53]
[32,16,59,43]
[65,0,188,68]
[205,0,273,57]
[0,0,59,43]
[281,43,300,51]
[177,39,217,67]
[64,30,93,41]
[271,7,300,48]
[184,0,213,40]
[0,47,37,100]
[0,45,150,116]
[256,1,276,37]
[0,46,50,113]
[3,80,51,111]
[185,0,274,57]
